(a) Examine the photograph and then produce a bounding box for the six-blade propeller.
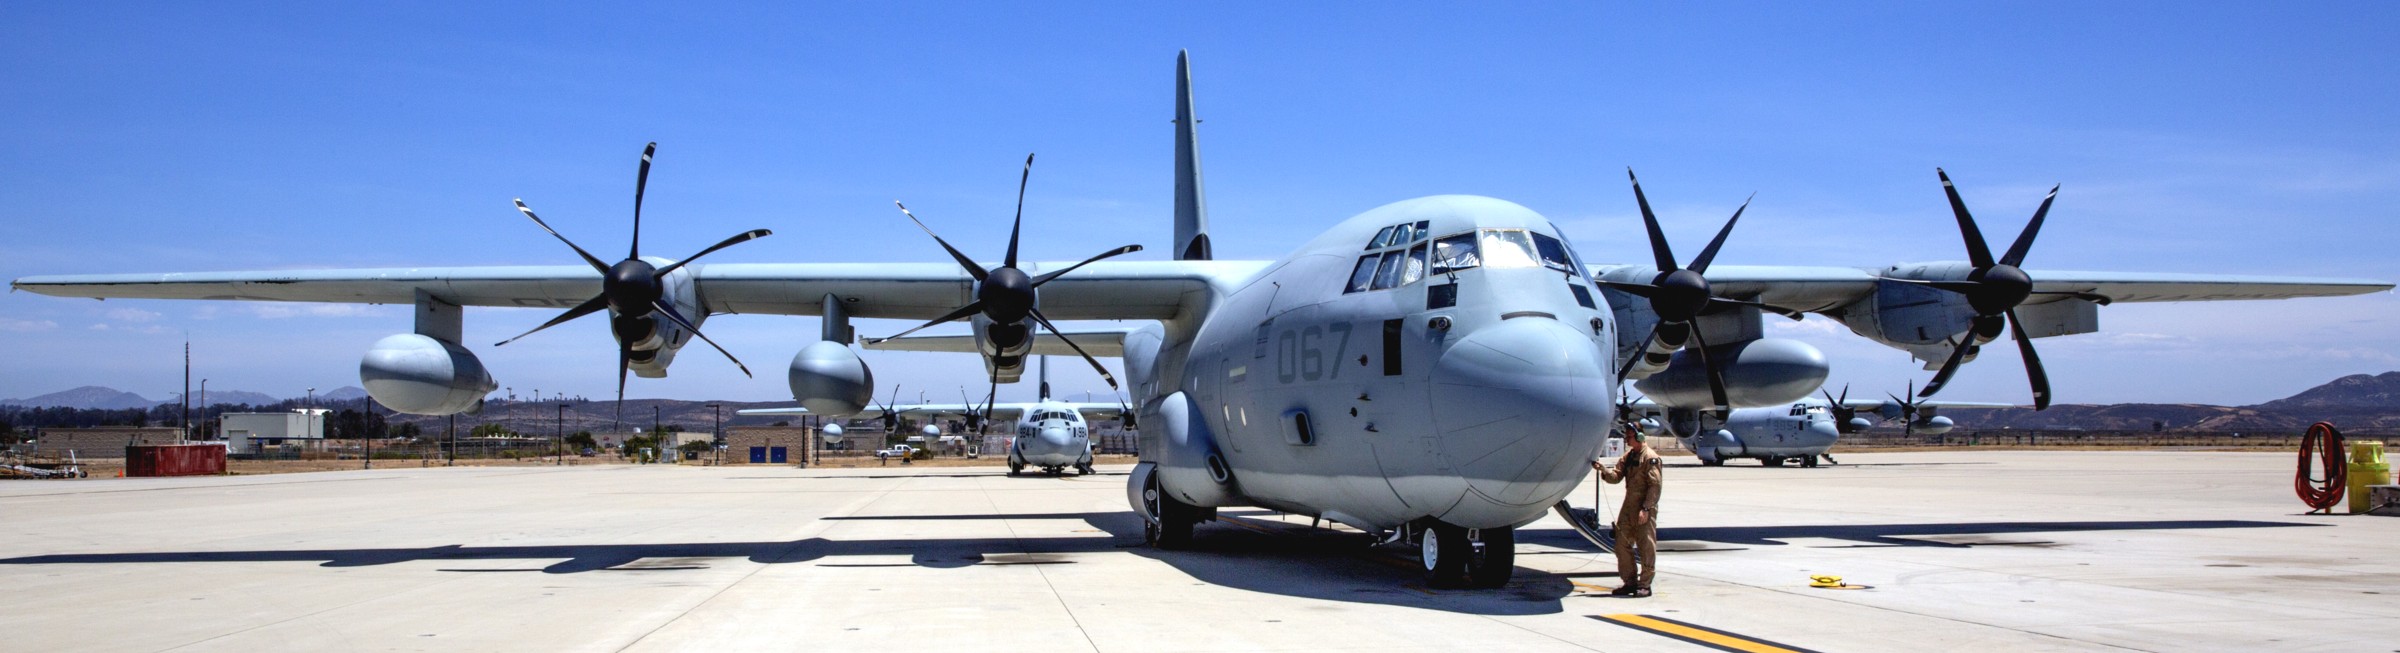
[1907,169,2057,410]
[1598,169,1800,413]
[494,143,772,420]
[870,153,1143,406]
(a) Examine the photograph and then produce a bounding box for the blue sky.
[3,3,2395,406]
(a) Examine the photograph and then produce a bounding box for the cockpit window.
[1478,229,1542,268]
[1370,249,1406,290]
[1430,233,1478,275]
[1347,255,1380,293]
[1367,226,1396,250]
[1410,220,1430,243]
[1400,243,1429,285]
[1532,232,1574,272]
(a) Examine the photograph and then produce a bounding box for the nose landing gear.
[1414,520,1515,589]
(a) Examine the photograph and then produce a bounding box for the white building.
[219,409,326,452]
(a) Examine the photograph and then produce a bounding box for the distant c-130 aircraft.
[14,50,2388,589]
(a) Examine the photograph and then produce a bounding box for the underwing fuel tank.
[789,341,873,417]
[359,334,497,415]
[1634,337,1828,409]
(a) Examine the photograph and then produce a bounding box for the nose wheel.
[1416,521,1516,589]
[1143,473,1199,549]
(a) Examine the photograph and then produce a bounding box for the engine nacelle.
[789,341,873,417]
[1847,417,1877,433]
[921,424,942,438]
[360,334,497,415]
[1633,338,1828,409]
[821,423,845,444]
[1914,415,1956,435]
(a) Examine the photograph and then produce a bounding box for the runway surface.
[3,451,2393,652]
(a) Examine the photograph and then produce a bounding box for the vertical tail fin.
[1038,355,1051,401]
[1173,50,1212,261]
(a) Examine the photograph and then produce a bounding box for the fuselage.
[1009,400,1093,467]
[1171,195,1617,531]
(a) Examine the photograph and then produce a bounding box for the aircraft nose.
[1428,317,1612,521]
[1037,426,1075,448]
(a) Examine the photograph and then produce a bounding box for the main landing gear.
[1143,473,1208,549]
[1414,520,1515,589]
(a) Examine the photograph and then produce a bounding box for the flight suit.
[1598,443,1662,591]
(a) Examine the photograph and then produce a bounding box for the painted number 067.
[1275,323,1351,383]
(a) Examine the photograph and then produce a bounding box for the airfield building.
[218,409,326,453]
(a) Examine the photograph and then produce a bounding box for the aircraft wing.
[11,260,1272,322]
[861,325,1145,357]
[1056,402,1131,419]
[1840,400,2020,411]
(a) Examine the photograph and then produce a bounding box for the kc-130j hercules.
[13,50,2390,589]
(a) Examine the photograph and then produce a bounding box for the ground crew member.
[1595,433,1662,597]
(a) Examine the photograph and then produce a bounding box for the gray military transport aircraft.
[12,50,2392,589]
[743,358,1127,476]
[1623,385,2012,467]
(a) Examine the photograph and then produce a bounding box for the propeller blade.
[649,300,753,378]
[1998,185,2059,268]
[862,301,986,345]
[2007,309,2053,410]
[1593,279,1662,299]
[1688,326,1729,414]
[514,200,611,273]
[894,201,990,281]
[1838,383,1849,404]
[1006,153,1032,269]
[1919,337,1974,399]
[632,142,655,259]
[616,345,631,426]
[1936,168,1995,268]
[1687,193,1754,274]
[1029,244,1144,287]
[495,294,609,347]
[652,229,772,277]
[1627,169,1680,272]
[1616,323,1662,383]
[1027,308,1120,390]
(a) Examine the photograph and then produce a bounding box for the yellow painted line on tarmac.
[1590,614,1822,653]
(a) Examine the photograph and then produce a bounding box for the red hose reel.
[2295,422,2346,513]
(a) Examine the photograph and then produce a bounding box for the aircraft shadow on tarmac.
[0,514,2319,615]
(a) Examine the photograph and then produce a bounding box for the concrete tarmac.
[2,451,2394,652]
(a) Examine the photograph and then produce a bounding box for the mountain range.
[1,385,369,410]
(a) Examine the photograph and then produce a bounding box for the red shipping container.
[125,444,227,477]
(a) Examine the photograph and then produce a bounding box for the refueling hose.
[2295,421,2346,513]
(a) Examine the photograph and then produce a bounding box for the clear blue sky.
[4,2,2395,406]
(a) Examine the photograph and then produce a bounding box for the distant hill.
[163,389,286,408]
[0,386,158,410]
[321,386,369,402]
[1937,372,2400,434]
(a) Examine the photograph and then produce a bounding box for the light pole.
[199,378,208,440]
[653,405,663,462]
[555,403,567,466]
[707,402,722,466]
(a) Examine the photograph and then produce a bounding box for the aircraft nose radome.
[1037,427,1075,448]
[1429,317,1612,516]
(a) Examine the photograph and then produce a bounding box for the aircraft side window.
[1370,250,1407,290]
[1367,226,1396,250]
[1532,232,1574,272]
[1411,220,1431,243]
[1400,243,1429,285]
[1430,233,1478,274]
[1346,255,1380,293]
[1479,229,1541,268]
[1387,223,1413,245]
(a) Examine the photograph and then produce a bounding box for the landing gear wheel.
[1801,456,1820,468]
[1763,456,1787,467]
[1144,474,1195,549]
[1007,462,1023,476]
[1419,521,1472,589]
[1467,527,1516,589]
[1075,462,1095,475]
[1697,450,1725,467]
[1044,465,1064,476]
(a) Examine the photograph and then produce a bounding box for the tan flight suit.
[1599,442,1662,589]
